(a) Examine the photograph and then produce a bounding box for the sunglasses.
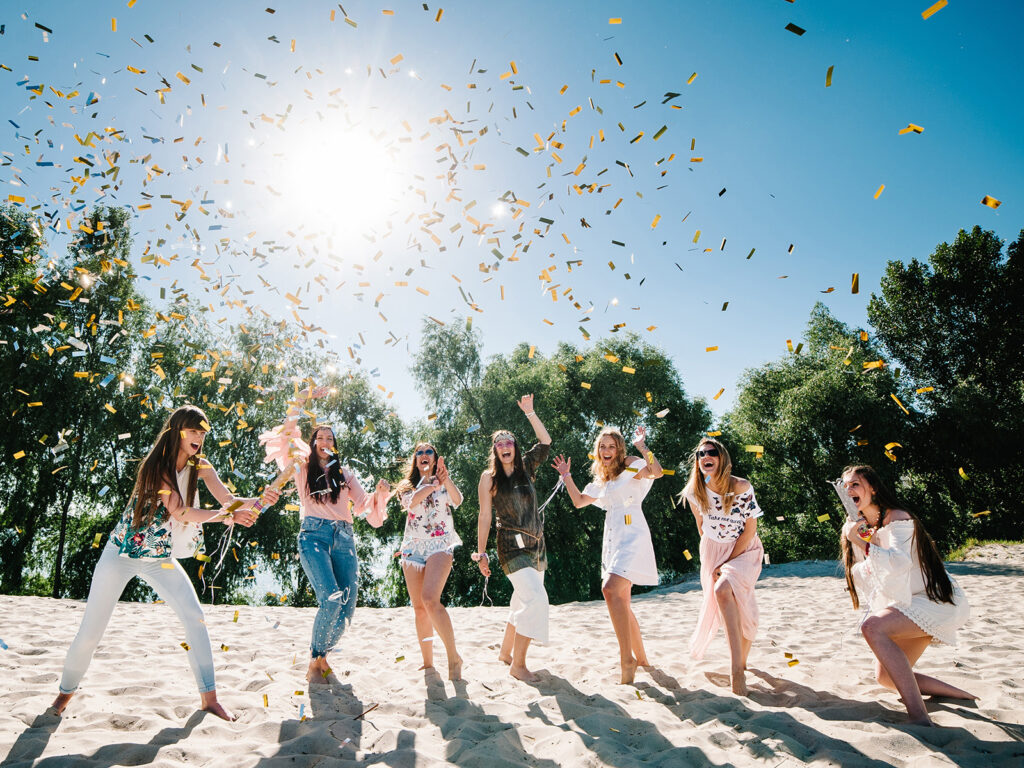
[696,448,720,458]
[494,440,515,449]
[415,448,435,456]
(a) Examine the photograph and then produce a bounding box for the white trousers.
[506,567,549,643]
[59,541,216,694]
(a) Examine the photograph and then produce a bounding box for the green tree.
[867,226,1024,542]
[723,303,911,562]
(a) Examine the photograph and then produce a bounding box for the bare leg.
[200,689,236,721]
[603,574,639,684]
[874,634,978,701]
[50,692,73,714]
[419,554,462,680]
[862,609,945,724]
[714,578,747,695]
[499,622,515,665]
[741,636,752,670]
[402,562,436,670]
[509,632,537,682]
[628,610,649,666]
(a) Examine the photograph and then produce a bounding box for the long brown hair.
[840,465,953,609]
[130,405,207,528]
[305,426,347,504]
[681,438,733,515]
[488,431,528,497]
[396,442,437,496]
[590,427,628,484]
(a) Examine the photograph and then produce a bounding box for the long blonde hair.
[395,442,437,496]
[589,427,628,484]
[681,438,733,515]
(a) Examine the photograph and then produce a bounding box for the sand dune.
[2,544,1023,767]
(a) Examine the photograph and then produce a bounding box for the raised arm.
[475,471,493,577]
[631,426,664,480]
[518,394,551,445]
[346,469,391,528]
[551,454,597,509]
[435,456,463,507]
[162,464,261,528]
[281,384,330,434]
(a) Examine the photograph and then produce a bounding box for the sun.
[269,123,404,239]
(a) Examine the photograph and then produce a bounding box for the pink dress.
[686,485,764,660]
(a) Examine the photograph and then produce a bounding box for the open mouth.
[189,441,201,452]
[850,494,861,505]
[500,450,513,461]
[702,461,715,471]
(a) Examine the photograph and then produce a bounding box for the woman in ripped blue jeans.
[266,386,390,684]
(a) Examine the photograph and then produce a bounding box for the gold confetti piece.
[651,214,661,228]
[655,408,670,418]
[390,53,404,65]
[427,413,438,420]
[707,431,722,437]
[971,510,991,518]
[981,195,1001,209]
[294,690,304,696]
[200,420,212,431]
[636,690,643,700]
[745,445,764,453]
[161,562,176,569]
[581,382,591,389]
[111,18,117,31]
[825,65,834,87]
[608,17,622,24]
[263,694,269,707]
[435,8,443,22]
[624,515,632,525]
[713,388,725,400]
[784,652,793,659]
[916,386,934,393]
[221,644,229,651]
[706,346,718,352]
[873,184,885,199]
[91,533,103,548]
[787,659,800,667]
[958,467,969,481]
[195,553,210,562]
[652,126,667,141]
[683,549,692,560]
[395,655,405,662]
[922,0,948,20]
[382,9,394,15]
[8,194,25,204]
[181,642,190,651]
[890,393,910,415]
[13,451,25,460]
[817,513,830,523]
[851,273,860,294]
[885,442,902,451]
[528,345,536,359]
[609,727,620,733]
[898,123,925,135]
[622,366,636,374]
[687,72,698,85]
[860,331,869,342]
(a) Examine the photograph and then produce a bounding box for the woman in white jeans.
[51,405,278,721]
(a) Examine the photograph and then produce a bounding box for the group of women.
[50,392,975,727]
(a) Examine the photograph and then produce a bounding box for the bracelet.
[560,472,571,479]
[471,552,489,561]
[523,410,535,416]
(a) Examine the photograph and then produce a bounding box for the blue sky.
[3,0,1022,427]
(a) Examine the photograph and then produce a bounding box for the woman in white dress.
[552,426,663,684]
[840,464,976,725]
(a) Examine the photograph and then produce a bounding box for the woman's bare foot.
[306,658,332,684]
[498,653,512,666]
[51,692,73,715]
[202,701,238,721]
[909,716,936,727]
[634,655,651,668]
[418,663,435,672]
[620,657,639,685]
[200,691,237,721]
[448,656,463,681]
[731,667,748,696]
[509,663,539,682]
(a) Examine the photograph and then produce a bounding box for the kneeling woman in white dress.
[840,464,976,725]
[553,426,663,684]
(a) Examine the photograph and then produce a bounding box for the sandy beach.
[2,543,1023,767]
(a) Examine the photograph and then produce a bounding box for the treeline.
[2,204,1021,608]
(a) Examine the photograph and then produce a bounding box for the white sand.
[2,544,1023,767]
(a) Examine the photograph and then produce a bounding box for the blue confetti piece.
[99,373,115,387]
[99,355,116,364]
[0,638,7,651]
[98,485,110,497]
[86,92,100,106]
[8,119,19,129]
[298,702,305,720]
[466,424,481,434]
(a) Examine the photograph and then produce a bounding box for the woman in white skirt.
[840,464,976,725]
[553,426,663,684]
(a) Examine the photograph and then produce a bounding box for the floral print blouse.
[399,478,463,557]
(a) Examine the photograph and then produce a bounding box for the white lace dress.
[582,458,659,585]
[851,520,969,645]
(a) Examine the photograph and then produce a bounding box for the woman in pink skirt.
[682,438,763,695]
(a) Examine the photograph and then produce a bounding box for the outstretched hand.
[307,385,331,400]
[436,456,450,485]
[551,454,571,476]
[632,426,647,448]
[517,394,535,414]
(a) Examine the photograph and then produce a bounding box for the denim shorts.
[400,546,456,570]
